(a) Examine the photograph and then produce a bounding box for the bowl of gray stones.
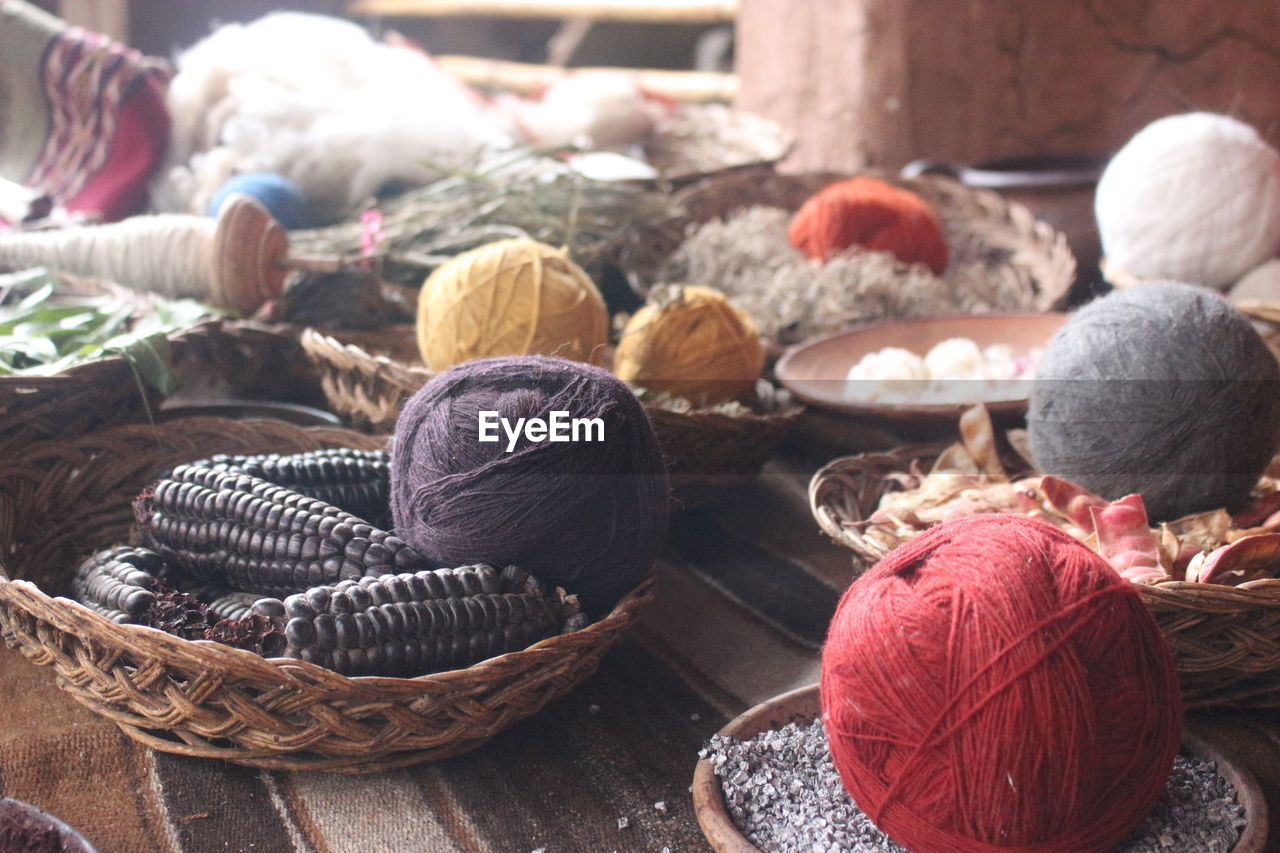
[0,797,98,852]
[692,684,1266,853]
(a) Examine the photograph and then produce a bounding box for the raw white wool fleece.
[154,13,516,223]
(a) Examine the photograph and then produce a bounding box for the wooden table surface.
[1,437,1278,851]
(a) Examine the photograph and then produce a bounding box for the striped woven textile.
[0,0,170,224]
[0,637,728,852]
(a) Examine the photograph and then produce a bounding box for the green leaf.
[0,335,59,363]
[105,333,178,395]
[131,298,223,336]
[0,272,216,380]
[0,268,58,307]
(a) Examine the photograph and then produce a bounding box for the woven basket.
[808,446,1280,710]
[0,316,338,457]
[299,327,803,508]
[641,104,794,183]
[642,168,1078,322]
[0,271,203,454]
[0,417,650,772]
[0,342,172,456]
[0,274,222,455]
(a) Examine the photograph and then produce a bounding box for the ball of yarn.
[614,285,765,405]
[1028,281,1280,521]
[416,238,609,372]
[390,355,669,615]
[1095,112,1280,289]
[821,514,1183,853]
[787,177,949,275]
[208,172,312,230]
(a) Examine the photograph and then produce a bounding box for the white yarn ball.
[1095,112,1280,289]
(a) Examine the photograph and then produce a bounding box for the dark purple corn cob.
[195,448,390,528]
[263,564,570,677]
[134,463,431,598]
[70,546,165,624]
[204,589,276,623]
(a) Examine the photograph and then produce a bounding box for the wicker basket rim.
[680,168,1048,225]
[644,401,805,424]
[300,327,806,421]
[0,574,653,690]
[300,328,428,383]
[0,318,224,391]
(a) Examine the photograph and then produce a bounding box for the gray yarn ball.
[1028,281,1280,522]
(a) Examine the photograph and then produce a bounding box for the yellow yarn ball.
[416,238,608,371]
[615,285,765,405]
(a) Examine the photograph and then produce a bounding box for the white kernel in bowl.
[924,338,985,380]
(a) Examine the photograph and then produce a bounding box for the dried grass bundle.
[289,155,682,290]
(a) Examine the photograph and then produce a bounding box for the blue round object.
[208,172,312,230]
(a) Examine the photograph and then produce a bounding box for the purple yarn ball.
[390,355,669,615]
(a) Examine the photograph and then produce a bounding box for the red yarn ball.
[820,514,1182,853]
[788,177,950,274]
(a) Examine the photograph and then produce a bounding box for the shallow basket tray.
[636,167,1078,321]
[641,104,795,183]
[0,316,226,458]
[808,446,1280,710]
[0,417,650,773]
[299,327,803,508]
[691,685,1268,853]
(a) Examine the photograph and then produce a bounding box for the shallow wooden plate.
[692,684,1267,853]
[774,313,1068,428]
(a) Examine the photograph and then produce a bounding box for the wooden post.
[735,0,1280,171]
[58,0,128,42]
[434,55,738,101]
[350,0,737,23]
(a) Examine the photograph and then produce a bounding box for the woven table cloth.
[2,450,1278,852]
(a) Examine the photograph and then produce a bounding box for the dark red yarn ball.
[389,355,669,616]
[788,176,950,274]
[820,514,1182,853]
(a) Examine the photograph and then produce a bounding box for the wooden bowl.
[0,797,97,852]
[692,684,1268,853]
[774,313,1068,429]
